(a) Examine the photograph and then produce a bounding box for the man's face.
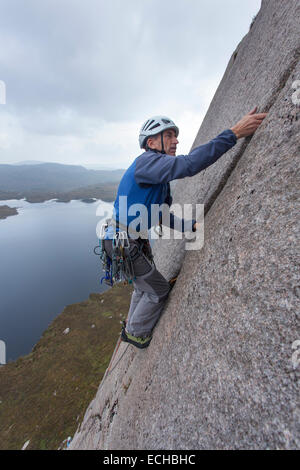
[147,129,179,156]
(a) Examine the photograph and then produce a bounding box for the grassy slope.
[0,283,133,450]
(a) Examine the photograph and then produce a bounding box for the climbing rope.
[104,338,130,378]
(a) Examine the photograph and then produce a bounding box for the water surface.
[0,198,113,361]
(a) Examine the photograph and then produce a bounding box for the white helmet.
[139,115,179,149]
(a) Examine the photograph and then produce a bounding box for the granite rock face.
[70,0,300,450]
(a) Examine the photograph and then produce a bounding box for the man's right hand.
[230,107,267,139]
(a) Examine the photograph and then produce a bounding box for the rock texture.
[70,0,300,450]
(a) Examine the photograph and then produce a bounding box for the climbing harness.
[94,223,154,287]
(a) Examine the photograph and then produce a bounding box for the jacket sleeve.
[168,212,196,232]
[134,129,237,185]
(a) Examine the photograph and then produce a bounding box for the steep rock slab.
[154,0,300,281]
[71,0,300,449]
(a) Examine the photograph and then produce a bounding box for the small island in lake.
[0,205,18,220]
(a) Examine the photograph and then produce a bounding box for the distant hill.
[13,160,45,165]
[0,163,125,193]
[82,164,121,171]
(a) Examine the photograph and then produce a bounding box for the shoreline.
[0,182,119,205]
[0,196,107,204]
[0,197,114,222]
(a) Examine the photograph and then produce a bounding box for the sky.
[0,0,261,169]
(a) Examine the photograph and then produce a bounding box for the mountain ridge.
[0,162,125,193]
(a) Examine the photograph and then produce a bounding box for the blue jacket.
[105,129,237,239]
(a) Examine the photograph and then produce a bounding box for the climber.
[102,107,267,349]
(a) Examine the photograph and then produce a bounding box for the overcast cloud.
[0,0,261,168]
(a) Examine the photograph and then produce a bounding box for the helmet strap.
[160,132,166,154]
[145,133,166,154]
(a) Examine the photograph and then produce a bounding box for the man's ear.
[147,134,160,151]
[147,136,155,150]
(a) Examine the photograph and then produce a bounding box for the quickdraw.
[94,223,138,287]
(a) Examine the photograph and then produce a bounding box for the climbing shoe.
[121,321,152,349]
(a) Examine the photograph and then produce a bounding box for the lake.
[0,198,114,362]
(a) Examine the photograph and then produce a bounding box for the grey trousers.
[103,238,170,338]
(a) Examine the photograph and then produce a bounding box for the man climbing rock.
[103,107,267,349]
